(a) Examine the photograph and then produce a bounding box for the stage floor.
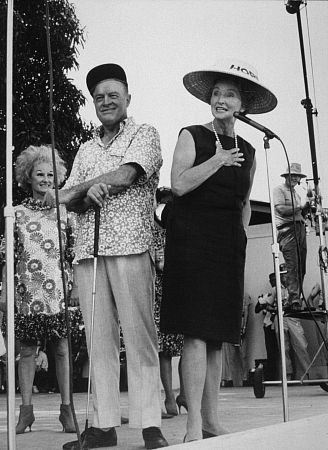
[1,385,328,449]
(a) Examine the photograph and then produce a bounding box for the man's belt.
[277,221,304,230]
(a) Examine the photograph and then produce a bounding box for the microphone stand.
[5,1,17,448]
[286,0,328,308]
[233,107,290,420]
[263,135,289,422]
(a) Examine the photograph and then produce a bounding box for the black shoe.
[161,411,174,419]
[142,427,168,449]
[202,429,217,439]
[62,426,117,449]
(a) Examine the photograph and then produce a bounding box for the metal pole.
[295,7,319,186]
[264,137,289,421]
[5,0,16,448]
[84,206,101,433]
[287,1,328,362]
[44,2,82,445]
[287,2,328,308]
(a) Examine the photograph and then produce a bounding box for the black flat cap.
[86,63,128,95]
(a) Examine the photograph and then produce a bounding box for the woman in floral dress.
[154,188,184,416]
[4,145,76,434]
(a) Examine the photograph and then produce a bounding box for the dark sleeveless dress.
[160,125,255,345]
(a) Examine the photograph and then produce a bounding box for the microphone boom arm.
[233,111,279,140]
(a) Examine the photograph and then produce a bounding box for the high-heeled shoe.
[59,404,76,433]
[183,434,198,443]
[202,427,229,438]
[202,429,217,439]
[164,399,178,416]
[176,394,188,414]
[16,405,35,434]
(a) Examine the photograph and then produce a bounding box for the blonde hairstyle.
[15,145,67,193]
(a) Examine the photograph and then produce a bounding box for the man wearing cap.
[48,64,168,449]
[273,163,309,312]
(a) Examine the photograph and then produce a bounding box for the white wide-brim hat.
[281,162,307,178]
[183,58,277,114]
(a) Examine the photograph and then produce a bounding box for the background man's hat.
[182,58,277,114]
[86,63,128,95]
[280,163,307,178]
[279,263,287,273]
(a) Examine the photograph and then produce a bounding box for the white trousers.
[75,252,161,429]
[275,317,311,377]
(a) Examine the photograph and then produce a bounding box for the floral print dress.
[154,224,183,357]
[1,198,76,342]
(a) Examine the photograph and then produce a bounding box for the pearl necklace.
[211,120,238,150]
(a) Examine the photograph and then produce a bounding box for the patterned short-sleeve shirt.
[273,183,304,228]
[64,117,162,262]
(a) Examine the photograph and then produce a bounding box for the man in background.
[256,266,311,380]
[273,163,309,312]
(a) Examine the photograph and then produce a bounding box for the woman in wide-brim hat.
[160,59,277,442]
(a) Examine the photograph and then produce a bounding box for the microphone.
[233,111,279,140]
[285,0,302,15]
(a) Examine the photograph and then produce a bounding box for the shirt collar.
[94,117,134,148]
